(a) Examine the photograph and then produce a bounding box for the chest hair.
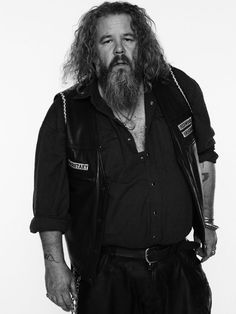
[129,116,145,152]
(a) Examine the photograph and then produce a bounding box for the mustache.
[109,55,132,70]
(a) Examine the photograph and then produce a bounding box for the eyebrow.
[99,33,136,43]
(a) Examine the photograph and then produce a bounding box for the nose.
[114,40,124,55]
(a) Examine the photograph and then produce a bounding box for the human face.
[95,14,138,74]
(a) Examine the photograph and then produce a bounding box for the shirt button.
[151,181,156,187]
[150,100,154,106]
[127,137,132,141]
[140,156,144,160]
[153,211,157,215]
[146,152,149,157]
[152,235,157,239]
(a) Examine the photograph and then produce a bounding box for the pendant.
[124,120,136,130]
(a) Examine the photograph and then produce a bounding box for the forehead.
[96,14,134,39]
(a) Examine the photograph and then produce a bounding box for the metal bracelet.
[204,222,219,231]
[204,217,214,224]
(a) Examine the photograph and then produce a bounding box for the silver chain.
[60,92,67,124]
[168,65,192,113]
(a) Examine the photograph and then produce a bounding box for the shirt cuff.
[198,146,219,163]
[30,216,71,234]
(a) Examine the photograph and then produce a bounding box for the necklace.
[115,111,136,130]
[123,119,136,130]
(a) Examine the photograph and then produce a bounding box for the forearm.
[199,161,216,219]
[40,231,65,267]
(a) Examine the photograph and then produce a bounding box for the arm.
[30,98,76,310]
[198,161,218,262]
[40,231,66,266]
[200,161,215,219]
[186,77,218,261]
[40,231,77,312]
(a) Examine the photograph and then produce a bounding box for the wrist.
[204,216,219,231]
[44,252,65,267]
[45,260,66,271]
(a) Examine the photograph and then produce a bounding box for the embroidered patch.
[182,125,193,138]
[178,117,192,131]
[68,159,89,171]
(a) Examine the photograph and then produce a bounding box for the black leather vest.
[59,68,205,281]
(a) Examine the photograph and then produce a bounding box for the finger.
[201,246,216,262]
[56,294,71,312]
[201,255,210,263]
[196,248,205,258]
[61,291,75,312]
[46,293,57,305]
[70,278,78,300]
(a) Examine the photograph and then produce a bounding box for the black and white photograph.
[1,1,235,313]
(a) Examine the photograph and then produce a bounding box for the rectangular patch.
[178,117,192,131]
[182,125,193,138]
[68,159,89,171]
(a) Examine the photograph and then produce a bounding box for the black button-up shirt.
[30,79,218,248]
[91,84,194,248]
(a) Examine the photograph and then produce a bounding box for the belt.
[102,240,200,266]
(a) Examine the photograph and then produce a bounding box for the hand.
[45,262,77,312]
[194,229,218,263]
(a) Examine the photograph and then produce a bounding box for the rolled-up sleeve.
[30,96,70,233]
[190,80,218,163]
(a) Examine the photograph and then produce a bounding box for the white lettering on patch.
[68,159,89,171]
[182,125,193,138]
[178,117,192,131]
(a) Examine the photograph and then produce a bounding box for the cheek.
[97,52,110,68]
[132,45,138,59]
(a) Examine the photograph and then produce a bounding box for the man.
[30,2,218,313]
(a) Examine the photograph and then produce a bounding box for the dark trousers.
[74,244,212,314]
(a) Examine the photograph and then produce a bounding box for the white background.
[0,0,235,313]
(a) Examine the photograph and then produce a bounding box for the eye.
[103,39,112,45]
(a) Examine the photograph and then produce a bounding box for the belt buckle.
[145,247,155,266]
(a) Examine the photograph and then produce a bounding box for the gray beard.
[97,57,142,117]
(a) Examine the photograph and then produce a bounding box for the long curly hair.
[63,1,170,89]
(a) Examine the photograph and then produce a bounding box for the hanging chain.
[168,65,192,113]
[60,92,67,124]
